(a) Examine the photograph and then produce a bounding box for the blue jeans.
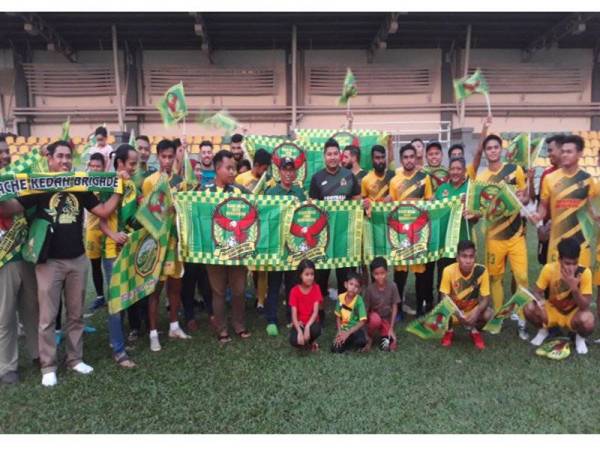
[103,258,126,357]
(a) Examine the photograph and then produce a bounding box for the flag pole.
[484,93,492,118]
[459,24,472,128]
[111,25,124,132]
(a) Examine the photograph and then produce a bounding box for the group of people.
[0,117,599,388]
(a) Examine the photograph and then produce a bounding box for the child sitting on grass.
[332,271,368,353]
[364,257,400,352]
[289,259,322,351]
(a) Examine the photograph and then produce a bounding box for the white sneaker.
[71,362,94,374]
[517,319,529,341]
[41,372,57,387]
[149,334,162,352]
[402,303,417,315]
[168,327,191,340]
[530,328,549,346]
[510,312,520,322]
[575,334,588,355]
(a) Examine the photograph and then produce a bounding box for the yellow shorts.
[485,233,528,284]
[394,264,425,274]
[85,229,117,259]
[159,233,183,281]
[544,303,578,330]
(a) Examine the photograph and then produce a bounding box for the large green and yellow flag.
[453,68,489,101]
[135,174,174,240]
[282,199,363,270]
[0,147,46,175]
[465,179,504,216]
[175,191,293,267]
[483,287,536,334]
[363,197,463,266]
[157,82,188,127]
[485,182,523,222]
[406,295,459,339]
[197,110,239,135]
[293,128,388,171]
[338,68,358,106]
[108,226,169,314]
[245,136,324,192]
[503,132,530,168]
[0,216,28,270]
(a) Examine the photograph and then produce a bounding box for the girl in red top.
[289,259,323,351]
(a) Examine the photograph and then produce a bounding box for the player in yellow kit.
[476,134,529,338]
[387,144,433,317]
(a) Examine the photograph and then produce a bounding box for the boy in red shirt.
[289,260,322,351]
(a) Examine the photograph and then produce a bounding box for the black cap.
[279,156,296,169]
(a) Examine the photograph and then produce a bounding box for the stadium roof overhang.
[1,12,600,55]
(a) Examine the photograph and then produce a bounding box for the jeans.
[265,270,296,325]
[103,258,126,357]
[331,328,367,353]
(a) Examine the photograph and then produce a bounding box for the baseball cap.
[279,156,296,169]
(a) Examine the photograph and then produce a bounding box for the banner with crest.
[363,197,463,266]
[174,191,293,267]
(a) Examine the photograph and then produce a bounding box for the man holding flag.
[438,240,493,349]
[0,140,123,387]
[476,134,529,327]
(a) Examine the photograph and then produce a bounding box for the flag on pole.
[576,207,597,250]
[197,110,239,135]
[180,150,198,192]
[485,183,523,222]
[483,287,536,334]
[338,68,358,106]
[504,133,530,168]
[128,128,136,148]
[453,69,489,101]
[157,82,188,127]
[406,296,459,339]
[60,117,71,141]
[530,135,545,166]
[465,179,503,216]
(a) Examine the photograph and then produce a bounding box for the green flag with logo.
[197,110,239,136]
[108,227,169,314]
[363,197,463,266]
[245,136,324,192]
[293,128,388,171]
[453,68,489,101]
[406,296,459,339]
[60,117,70,141]
[503,132,530,168]
[483,287,536,334]
[174,191,293,267]
[485,182,523,223]
[465,179,504,216]
[338,67,358,106]
[425,166,449,192]
[157,82,188,127]
[281,199,363,270]
[135,174,174,240]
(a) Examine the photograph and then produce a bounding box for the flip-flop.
[236,330,251,339]
[218,333,232,344]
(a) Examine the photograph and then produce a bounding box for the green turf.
[1,227,599,433]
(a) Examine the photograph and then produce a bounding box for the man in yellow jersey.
[361,145,395,203]
[476,134,529,336]
[447,115,492,180]
[439,240,493,350]
[235,148,272,310]
[85,153,118,313]
[524,238,595,354]
[142,139,190,352]
[533,135,598,268]
[387,144,433,317]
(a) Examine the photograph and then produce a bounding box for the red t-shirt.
[289,284,323,324]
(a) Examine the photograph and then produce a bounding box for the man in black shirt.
[308,139,361,320]
[0,140,122,387]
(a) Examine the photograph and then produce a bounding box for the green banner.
[0,172,123,202]
[0,216,28,270]
[363,197,463,266]
[293,129,388,171]
[483,287,535,334]
[108,227,169,314]
[245,136,324,192]
[0,148,47,175]
[281,200,363,270]
[174,191,293,267]
[406,296,458,339]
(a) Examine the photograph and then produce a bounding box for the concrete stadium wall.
[459,48,594,133]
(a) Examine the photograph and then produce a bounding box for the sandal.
[236,330,251,339]
[114,353,136,369]
[218,333,232,344]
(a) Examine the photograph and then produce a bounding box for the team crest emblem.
[134,233,160,278]
[286,203,329,265]
[330,131,360,149]
[212,197,259,260]
[481,185,507,221]
[147,189,168,222]
[479,184,501,214]
[271,142,307,186]
[429,168,449,190]
[387,204,430,261]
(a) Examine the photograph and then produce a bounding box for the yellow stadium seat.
[37,137,50,145]
[191,135,202,144]
[222,144,230,151]
[213,144,221,151]
[191,144,200,154]
[589,131,598,139]
[151,144,157,153]
[19,145,29,154]
[580,131,590,139]
[15,136,25,145]
[9,145,18,155]
[107,135,115,145]
[71,136,82,145]
[212,135,222,145]
[5,136,14,144]
[26,136,37,145]
[152,136,163,144]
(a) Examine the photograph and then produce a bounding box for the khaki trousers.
[35,254,88,374]
[205,265,247,335]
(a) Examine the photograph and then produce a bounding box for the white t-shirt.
[89,144,114,171]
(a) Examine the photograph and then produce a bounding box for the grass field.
[1,227,599,434]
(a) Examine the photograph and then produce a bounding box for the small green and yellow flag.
[453,68,489,102]
[338,68,358,105]
[157,82,188,127]
[406,295,459,340]
[128,128,136,148]
[530,135,545,166]
[483,287,536,334]
[504,133,530,168]
[180,150,198,192]
[198,110,239,135]
[485,183,523,222]
[60,117,71,141]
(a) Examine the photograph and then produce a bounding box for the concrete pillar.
[591,46,600,130]
[440,47,454,125]
[13,46,31,136]
[123,44,140,136]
